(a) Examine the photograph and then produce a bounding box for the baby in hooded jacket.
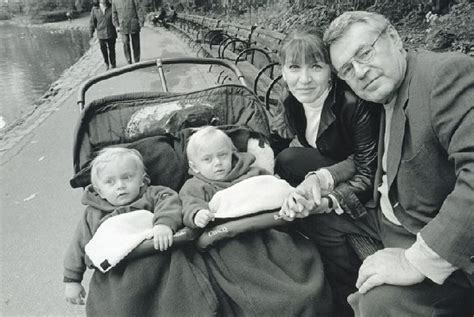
[63,147,182,305]
[179,126,292,229]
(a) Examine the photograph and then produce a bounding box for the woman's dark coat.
[282,79,380,218]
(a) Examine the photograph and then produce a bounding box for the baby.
[179,127,332,317]
[179,126,270,228]
[63,147,182,305]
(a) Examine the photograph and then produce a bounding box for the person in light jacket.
[112,0,144,64]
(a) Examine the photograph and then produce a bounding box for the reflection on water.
[0,23,90,129]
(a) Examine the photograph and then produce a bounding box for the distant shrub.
[425,1,473,54]
[32,10,69,23]
[0,12,11,20]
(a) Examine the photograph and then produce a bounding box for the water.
[0,23,90,130]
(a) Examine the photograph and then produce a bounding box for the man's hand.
[356,248,425,294]
[65,282,86,305]
[152,224,173,251]
[194,209,215,228]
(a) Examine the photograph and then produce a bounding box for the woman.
[89,0,117,70]
[273,26,380,317]
[274,26,380,219]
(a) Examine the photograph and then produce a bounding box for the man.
[112,0,144,64]
[290,10,473,316]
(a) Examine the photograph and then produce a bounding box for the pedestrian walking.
[89,0,117,70]
[112,0,144,64]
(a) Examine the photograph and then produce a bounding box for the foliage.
[75,0,93,12]
[142,0,164,12]
[31,10,71,23]
[210,0,471,54]
[0,11,12,20]
[425,1,473,54]
[23,0,77,15]
[366,0,428,24]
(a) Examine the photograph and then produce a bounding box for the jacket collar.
[188,152,255,186]
[317,78,338,139]
[283,78,338,146]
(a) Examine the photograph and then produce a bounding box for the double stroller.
[68,57,355,316]
[70,57,290,254]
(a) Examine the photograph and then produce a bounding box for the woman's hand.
[297,174,323,205]
[279,190,310,221]
[279,190,332,221]
[152,224,173,251]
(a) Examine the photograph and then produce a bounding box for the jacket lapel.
[387,51,416,188]
[317,82,337,139]
[373,109,385,201]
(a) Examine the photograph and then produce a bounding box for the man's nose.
[352,61,369,79]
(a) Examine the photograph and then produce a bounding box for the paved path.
[0,24,219,316]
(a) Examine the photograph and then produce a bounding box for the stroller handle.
[77,57,248,110]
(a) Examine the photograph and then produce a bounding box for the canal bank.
[0,18,218,315]
[0,15,97,148]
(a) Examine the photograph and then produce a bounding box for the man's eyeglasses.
[336,25,389,80]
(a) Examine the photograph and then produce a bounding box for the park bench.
[169,16,282,110]
[210,22,256,60]
[169,14,205,50]
[236,27,286,113]
[175,14,204,42]
[198,17,223,44]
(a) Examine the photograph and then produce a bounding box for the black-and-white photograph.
[1,0,473,316]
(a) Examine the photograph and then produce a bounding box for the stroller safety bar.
[77,57,248,110]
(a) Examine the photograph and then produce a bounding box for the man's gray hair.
[324,11,393,46]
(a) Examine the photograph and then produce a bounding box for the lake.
[0,23,90,130]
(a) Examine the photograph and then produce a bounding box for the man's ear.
[387,26,403,51]
[188,160,200,174]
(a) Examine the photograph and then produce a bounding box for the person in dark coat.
[274,27,379,220]
[89,0,117,70]
[273,27,380,316]
[292,11,474,316]
[112,0,144,64]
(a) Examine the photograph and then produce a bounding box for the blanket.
[85,210,154,273]
[209,175,294,219]
[86,245,219,316]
